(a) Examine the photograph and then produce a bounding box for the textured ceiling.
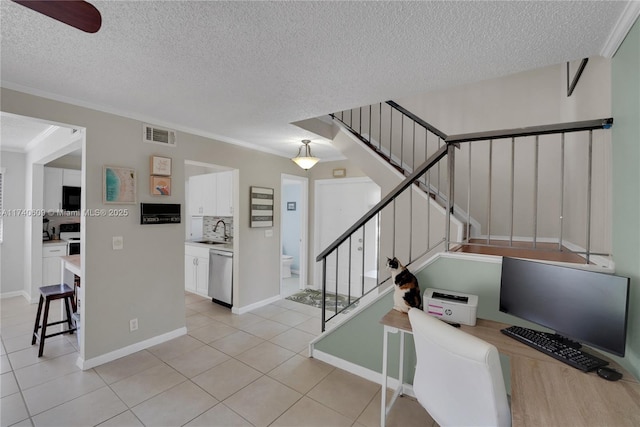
[0,1,633,159]
[0,113,59,152]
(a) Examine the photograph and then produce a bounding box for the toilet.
[282,255,294,278]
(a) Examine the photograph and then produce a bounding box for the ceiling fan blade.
[11,0,102,33]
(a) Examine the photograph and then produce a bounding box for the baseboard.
[310,348,416,398]
[77,326,187,370]
[232,294,281,315]
[0,290,31,301]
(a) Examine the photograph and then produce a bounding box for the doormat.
[286,289,359,313]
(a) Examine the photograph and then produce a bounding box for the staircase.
[317,100,614,331]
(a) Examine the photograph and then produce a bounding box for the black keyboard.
[501,325,609,372]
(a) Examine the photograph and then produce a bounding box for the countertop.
[185,240,234,253]
[43,239,67,246]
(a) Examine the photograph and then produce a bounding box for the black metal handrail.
[385,100,448,140]
[316,145,448,262]
[446,118,613,143]
[318,100,615,332]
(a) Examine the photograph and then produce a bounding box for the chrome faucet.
[213,219,230,241]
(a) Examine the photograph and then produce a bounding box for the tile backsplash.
[44,212,80,239]
[203,216,233,241]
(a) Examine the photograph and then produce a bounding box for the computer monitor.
[499,257,630,357]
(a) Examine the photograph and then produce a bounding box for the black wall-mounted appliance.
[140,203,181,224]
[62,186,81,211]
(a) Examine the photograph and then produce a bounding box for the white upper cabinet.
[44,167,81,212]
[44,167,63,211]
[188,171,233,217]
[63,169,81,187]
[189,173,216,216]
[216,171,233,216]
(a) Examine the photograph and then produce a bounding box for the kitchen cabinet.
[188,171,233,216]
[42,242,67,286]
[185,244,210,296]
[215,171,233,216]
[63,169,81,187]
[188,174,216,216]
[44,167,64,211]
[44,167,81,212]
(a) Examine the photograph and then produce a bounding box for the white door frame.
[280,174,308,295]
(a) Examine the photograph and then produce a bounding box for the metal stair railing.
[317,145,451,331]
[320,100,614,332]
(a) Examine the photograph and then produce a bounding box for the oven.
[68,239,81,255]
[59,223,81,256]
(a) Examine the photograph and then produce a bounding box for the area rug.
[286,289,359,312]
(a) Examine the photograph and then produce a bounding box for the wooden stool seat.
[32,284,77,357]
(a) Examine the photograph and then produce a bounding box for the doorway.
[314,177,381,295]
[280,174,308,297]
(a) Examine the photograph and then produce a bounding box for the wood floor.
[453,239,591,264]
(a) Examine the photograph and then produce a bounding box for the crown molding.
[601,0,640,57]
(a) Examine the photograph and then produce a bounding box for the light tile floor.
[1,292,434,427]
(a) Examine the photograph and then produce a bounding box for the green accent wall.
[314,255,515,384]
[612,16,640,380]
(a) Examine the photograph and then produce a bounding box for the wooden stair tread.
[454,239,590,264]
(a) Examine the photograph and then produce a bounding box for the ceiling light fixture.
[291,139,319,170]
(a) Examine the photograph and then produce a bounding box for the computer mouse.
[597,367,623,381]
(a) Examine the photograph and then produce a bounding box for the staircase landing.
[454,239,590,264]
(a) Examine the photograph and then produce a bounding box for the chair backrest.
[408,308,511,427]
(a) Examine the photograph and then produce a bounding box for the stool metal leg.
[39,298,51,357]
[32,295,44,345]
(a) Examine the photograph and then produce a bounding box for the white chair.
[408,308,511,427]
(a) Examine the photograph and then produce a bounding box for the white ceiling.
[0,113,60,152]
[0,1,636,159]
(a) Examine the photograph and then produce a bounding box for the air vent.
[143,124,177,147]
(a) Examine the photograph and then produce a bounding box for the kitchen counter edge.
[185,240,234,253]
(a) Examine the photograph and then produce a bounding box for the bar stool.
[32,284,77,357]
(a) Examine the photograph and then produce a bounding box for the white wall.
[0,151,27,296]
[395,58,613,254]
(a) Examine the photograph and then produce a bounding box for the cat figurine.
[387,257,422,313]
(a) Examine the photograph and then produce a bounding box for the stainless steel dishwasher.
[209,249,233,307]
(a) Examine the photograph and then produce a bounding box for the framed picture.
[250,186,274,227]
[150,176,171,196]
[287,202,296,211]
[103,166,136,204]
[150,155,172,176]
[333,168,346,178]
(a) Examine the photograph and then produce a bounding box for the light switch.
[113,236,124,250]
[265,229,273,238]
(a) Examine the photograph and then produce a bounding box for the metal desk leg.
[382,326,405,427]
[381,326,389,427]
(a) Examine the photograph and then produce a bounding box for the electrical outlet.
[113,236,124,250]
[129,318,138,332]
[265,229,273,237]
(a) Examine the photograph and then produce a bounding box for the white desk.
[380,309,640,427]
[61,255,80,305]
[380,312,411,427]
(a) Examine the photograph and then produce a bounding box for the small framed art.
[150,155,172,176]
[250,186,274,227]
[103,166,136,204]
[150,176,171,196]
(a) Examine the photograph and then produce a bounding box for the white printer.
[424,288,478,326]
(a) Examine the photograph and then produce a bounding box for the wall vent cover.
[143,124,177,147]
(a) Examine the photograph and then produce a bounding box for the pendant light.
[291,139,319,170]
